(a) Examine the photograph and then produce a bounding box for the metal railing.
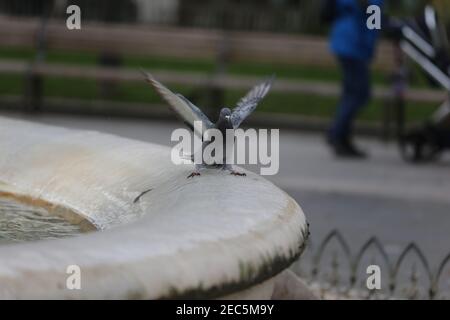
[292,229,450,299]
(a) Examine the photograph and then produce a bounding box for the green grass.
[0,47,438,124]
[226,88,436,124]
[0,73,435,124]
[0,73,23,96]
[0,47,383,82]
[0,46,433,86]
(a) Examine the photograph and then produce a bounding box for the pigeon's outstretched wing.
[143,71,214,136]
[230,75,274,129]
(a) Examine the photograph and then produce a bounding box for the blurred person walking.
[326,0,384,158]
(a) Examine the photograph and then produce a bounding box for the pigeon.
[142,71,274,178]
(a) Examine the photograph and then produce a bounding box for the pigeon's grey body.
[214,108,234,169]
[143,71,274,177]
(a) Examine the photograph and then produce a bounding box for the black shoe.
[330,139,368,159]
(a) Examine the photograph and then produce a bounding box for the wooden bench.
[0,15,395,69]
[0,15,445,133]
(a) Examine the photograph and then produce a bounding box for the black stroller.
[390,5,450,163]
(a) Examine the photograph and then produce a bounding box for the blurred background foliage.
[0,0,447,33]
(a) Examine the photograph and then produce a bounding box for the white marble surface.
[0,116,307,299]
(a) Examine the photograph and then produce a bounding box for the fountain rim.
[0,116,308,299]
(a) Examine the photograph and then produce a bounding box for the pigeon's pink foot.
[230,171,246,177]
[187,171,201,178]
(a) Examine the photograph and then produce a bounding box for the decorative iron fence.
[292,229,450,299]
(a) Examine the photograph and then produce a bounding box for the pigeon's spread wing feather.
[143,72,213,136]
[230,76,274,129]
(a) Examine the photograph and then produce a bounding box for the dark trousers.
[329,56,371,142]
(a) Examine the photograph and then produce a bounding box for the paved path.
[3,111,450,266]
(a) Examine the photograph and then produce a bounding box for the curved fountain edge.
[0,116,308,299]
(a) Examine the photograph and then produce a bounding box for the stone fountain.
[0,116,309,299]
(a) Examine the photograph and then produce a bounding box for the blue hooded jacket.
[330,0,384,61]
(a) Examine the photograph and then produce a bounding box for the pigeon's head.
[219,107,232,120]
